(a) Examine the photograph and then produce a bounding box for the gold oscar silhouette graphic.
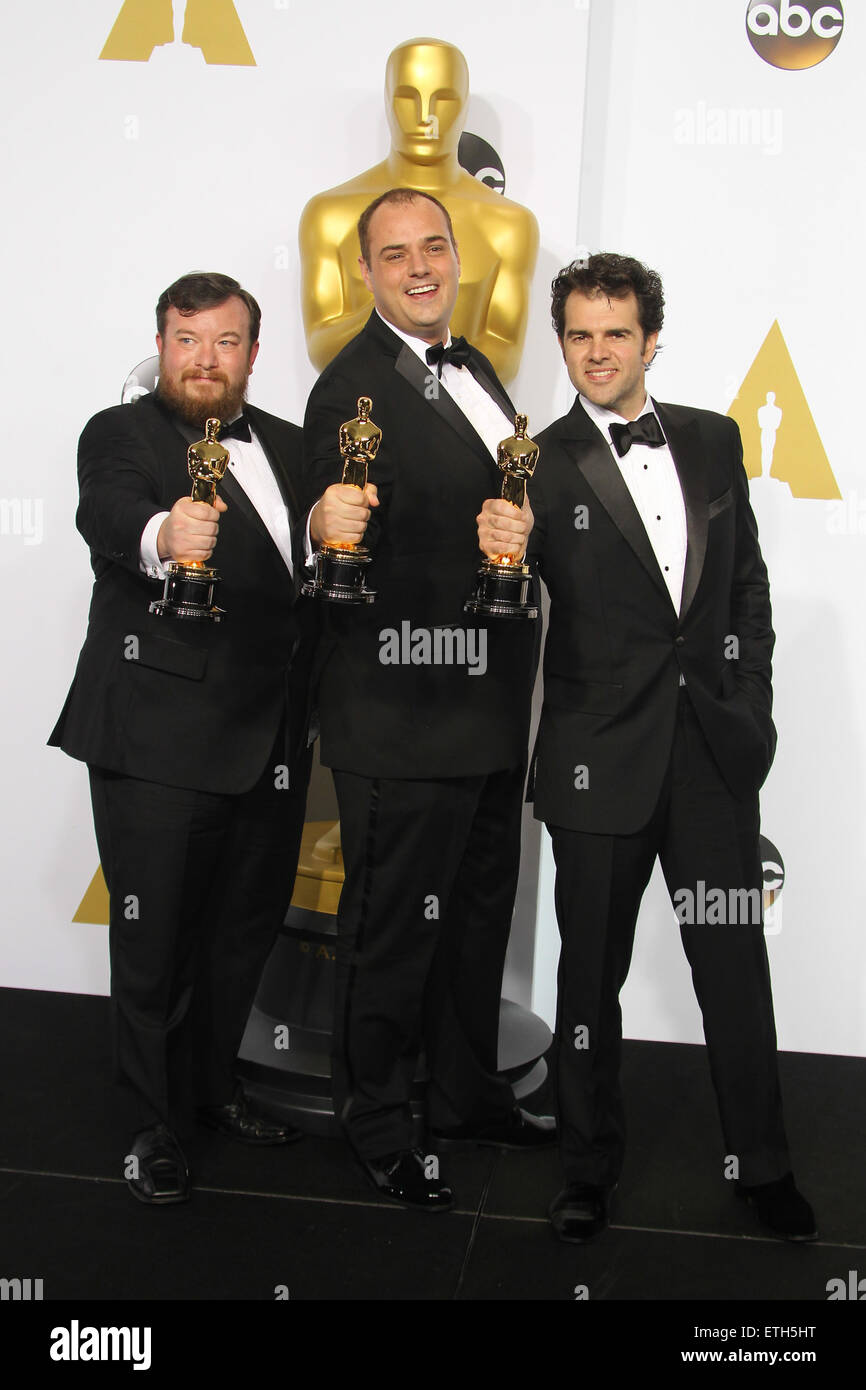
[299,37,538,386]
[728,319,839,499]
[149,418,229,621]
[466,413,539,619]
[302,397,381,605]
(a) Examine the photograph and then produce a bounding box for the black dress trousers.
[89,732,310,1139]
[548,691,791,1189]
[330,765,524,1160]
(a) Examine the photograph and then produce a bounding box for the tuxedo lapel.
[393,343,500,476]
[654,401,708,620]
[247,405,301,521]
[215,466,277,553]
[558,398,669,600]
[361,311,503,479]
[142,394,292,570]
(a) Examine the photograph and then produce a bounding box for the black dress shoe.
[548,1182,613,1243]
[197,1093,302,1146]
[432,1106,557,1149]
[360,1148,454,1211]
[736,1172,818,1241]
[126,1124,189,1205]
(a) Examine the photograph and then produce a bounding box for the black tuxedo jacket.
[50,393,313,795]
[528,396,776,834]
[300,311,537,779]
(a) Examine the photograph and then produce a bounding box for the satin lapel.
[654,401,707,620]
[215,466,277,552]
[142,394,288,561]
[559,399,669,599]
[394,344,500,476]
[247,405,301,521]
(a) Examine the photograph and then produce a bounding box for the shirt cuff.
[140,511,171,579]
[304,503,318,568]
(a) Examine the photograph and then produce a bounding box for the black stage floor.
[1,986,863,1352]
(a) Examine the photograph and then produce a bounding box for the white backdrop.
[1,0,862,1058]
[530,0,864,1057]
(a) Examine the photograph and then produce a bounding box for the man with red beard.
[50,273,313,1204]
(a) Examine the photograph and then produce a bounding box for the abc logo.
[746,1,843,69]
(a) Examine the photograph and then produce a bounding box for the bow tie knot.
[425,337,472,379]
[609,413,666,458]
[218,414,252,443]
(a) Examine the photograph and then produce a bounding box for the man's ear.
[248,340,260,373]
[359,257,374,295]
[557,335,567,363]
[642,331,659,367]
[155,333,163,354]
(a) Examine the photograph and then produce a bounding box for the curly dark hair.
[550,253,664,344]
[357,188,457,265]
[156,272,261,344]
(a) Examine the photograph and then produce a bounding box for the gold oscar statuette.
[302,397,381,605]
[149,417,229,622]
[465,413,539,619]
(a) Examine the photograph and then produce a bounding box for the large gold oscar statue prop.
[299,36,538,386]
[246,40,551,1133]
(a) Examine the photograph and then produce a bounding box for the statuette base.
[149,562,224,622]
[465,559,537,620]
[302,546,376,605]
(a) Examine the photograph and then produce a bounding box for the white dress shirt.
[580,392,687,614]
[381,312,513,459]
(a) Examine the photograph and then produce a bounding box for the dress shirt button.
[675,636,685,646]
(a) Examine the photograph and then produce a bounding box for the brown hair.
[156,272,261,344]
[551,253,664,344]
[357,189,457,265]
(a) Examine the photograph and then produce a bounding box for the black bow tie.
[425,337,472,378]
[218,414,252,443]
[609,413,666,458]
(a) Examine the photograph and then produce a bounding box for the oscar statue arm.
[464,205,540,386]
[299,195,374,373]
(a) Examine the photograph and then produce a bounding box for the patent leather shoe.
[736,1172,818,1241]
[360,1147,454,1211]
[197,1091,302,1146]
[126,1124,189,1205]
[548,1182,613,1243]
[432,1106,556,1149]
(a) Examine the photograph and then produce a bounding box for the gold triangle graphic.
[183,0,255,66]
[73,866,110,925]
[100,0,255,66]
[728,320,840,499]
